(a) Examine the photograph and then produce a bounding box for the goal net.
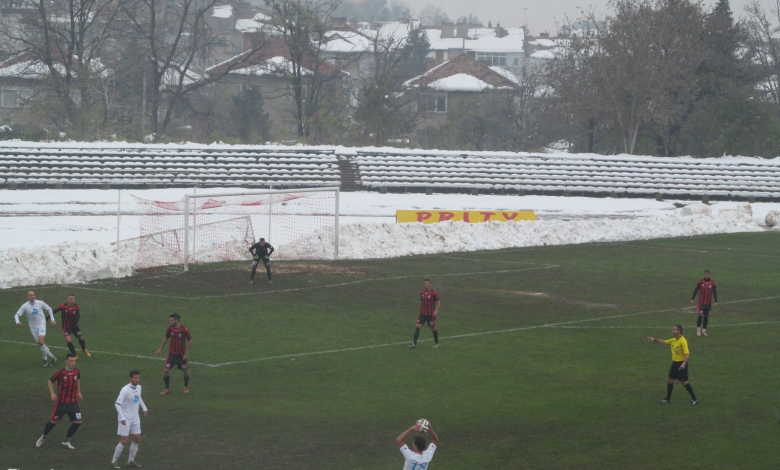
[128,188,339,271]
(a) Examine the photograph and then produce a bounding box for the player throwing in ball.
[36,353,82,450]
[396,421,439,469]
[53,294,91,358]
[409,279,440,349]
[155,314,192,395]
[15,290,57,367]
[112,369,148,468]
[647,325,699,405]
[690,269,717,336]
[249,238,275,285]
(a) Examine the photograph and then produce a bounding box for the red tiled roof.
[405,54,521,90]
[207,36,344,76]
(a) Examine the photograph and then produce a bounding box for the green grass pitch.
[1,232,778,469]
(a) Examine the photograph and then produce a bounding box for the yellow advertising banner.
[396,210,536,224]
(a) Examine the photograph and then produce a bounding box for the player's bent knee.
[132,435,141,443]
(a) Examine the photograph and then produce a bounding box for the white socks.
[129,442,139,461]
[112,443,125,462]
[41,344,54,359]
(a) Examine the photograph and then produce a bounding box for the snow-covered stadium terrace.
[0,142,778,200]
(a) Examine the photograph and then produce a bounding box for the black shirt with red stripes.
[54,304,80,330]
[166,326,192,356]
[420,289,440,315]
[692,279,718,305]
[50,368,81,404]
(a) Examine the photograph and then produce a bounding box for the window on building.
[477,52,507,66]
[513,57,519,66]
[433,93,447,113]
[1,87,33,108]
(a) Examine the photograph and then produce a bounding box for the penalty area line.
[208,293,780,367]
[0,339,211,366]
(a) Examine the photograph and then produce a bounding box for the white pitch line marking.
[619,244,780,259]
[549,320,780,329]
[3,294,777,369]
[208,294,780,367]
[0,339,211,366]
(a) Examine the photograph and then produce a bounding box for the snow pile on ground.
[766,210,780,228]
[300,203,763,259]
[0,203,766,288]
[0,243,135,289]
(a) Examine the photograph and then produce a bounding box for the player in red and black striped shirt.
[36,353,83,450]
[690,270,718,336]
[155,313,192,395]
[409,279,441,349]
[53,294,91,358]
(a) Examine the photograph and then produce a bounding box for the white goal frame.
[182,187,340,271]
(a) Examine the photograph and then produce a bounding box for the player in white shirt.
[396,421,439,470]
[111,370,148,469]
[14,291,57,367]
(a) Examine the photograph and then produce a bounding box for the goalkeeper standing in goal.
[249,238,275,285]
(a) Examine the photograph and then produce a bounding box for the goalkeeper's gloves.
[263,255,270,260]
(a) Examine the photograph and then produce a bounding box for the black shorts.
[165,354,189,371]
[698,304,712,317]
[252,257,270,269]
[62,327,82,338]
[668,361,689,381]
[51,402,82,422]
[417,314,436,328]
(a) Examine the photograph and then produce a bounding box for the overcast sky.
[414,0,773,35]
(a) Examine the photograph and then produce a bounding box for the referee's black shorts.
[668,361,689,381]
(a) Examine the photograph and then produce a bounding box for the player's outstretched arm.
[396,425,417,447]
[428,425,439,445]
[646,336,665,344]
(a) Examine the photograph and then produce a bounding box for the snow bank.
[295,204,764,259]
[766,210,780,228]
[0,243,135,289]
[0,204,766,288]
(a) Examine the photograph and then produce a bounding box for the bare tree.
[265,0,346,139]
[0,0,121,134]
[744,0,780,104]
[417,4,449,26]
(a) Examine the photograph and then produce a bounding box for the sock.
[78,339,86,350]
[67,342,77,354]
[702,317,709,329]
[129,442,139,461]
[184,375,190,387]
[684,383,697,400]
[696,316,703,327]
[433,330,439,344]
[112,443,125,462]
[41,345,48,360]
[413,329,420,345]
[666,383,673,400]
[43,421,56,436]
[42,344,54,359]
[65,423,80,438]
[164,376,170,389]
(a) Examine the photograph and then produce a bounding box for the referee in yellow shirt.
[647,324,699,405]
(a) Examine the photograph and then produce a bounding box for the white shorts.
[29,325,46,340]
[117,420,142,436]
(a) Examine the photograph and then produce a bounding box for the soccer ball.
[416,419,430,433]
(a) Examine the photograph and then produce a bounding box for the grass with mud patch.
[1,232,779,469]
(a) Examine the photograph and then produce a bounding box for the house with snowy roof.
[403,53,521,138]
[205,36,348,137]
[0,52,108,124]
[423,23,525,73]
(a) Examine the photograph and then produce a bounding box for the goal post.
[130,187,340,272]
